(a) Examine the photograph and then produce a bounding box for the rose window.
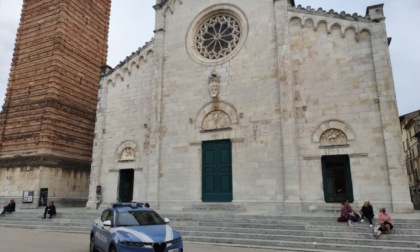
[195,15,241,60]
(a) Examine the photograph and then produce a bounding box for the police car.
[90,202,183,252]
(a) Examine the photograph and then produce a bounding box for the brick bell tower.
[0,0,111,207]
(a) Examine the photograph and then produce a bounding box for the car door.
[95,209,114,251]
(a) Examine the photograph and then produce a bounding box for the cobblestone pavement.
[0,227,282,252]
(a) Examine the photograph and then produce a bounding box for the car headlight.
[168,237,182,245]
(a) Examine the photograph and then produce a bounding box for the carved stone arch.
[130,61,139,72]
[359,28,371,36]
[303,18,315,29]
[114,73,124,84]
[289,16,303,27]
[328,23,342,36]
[344,26,357,34]
[116,141,138,161]
[315,20,328,32]
[344,26,357,41]
[123,67,131,77]
[312,120,355,144]
[195,101,238,129]
[359,28,372,42]
[146,50,154,60]
[106,78,114,86]
[138,56,146,66]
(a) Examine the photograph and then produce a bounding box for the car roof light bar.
[111,202,144,208]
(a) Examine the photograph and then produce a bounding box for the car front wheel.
[90,235,98,252]
[109,245,117,252]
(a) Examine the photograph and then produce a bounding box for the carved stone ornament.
[120,147,135,161]
[208,70,220,98]
[320,129,348,146]
[202,110,231,130]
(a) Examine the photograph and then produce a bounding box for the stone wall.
[0,166,90,208]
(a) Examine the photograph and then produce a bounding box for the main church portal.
[202,140,233,202]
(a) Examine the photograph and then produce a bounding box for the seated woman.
[359,200,375,228]
[42,201,56,219]
[341,199,359,227]
[374,208,393,239]
[0,199,16,216]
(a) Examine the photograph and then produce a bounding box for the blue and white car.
[90,202,183,252]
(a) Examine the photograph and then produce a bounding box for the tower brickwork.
[0,0,110,207]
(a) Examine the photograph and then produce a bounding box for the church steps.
[174,226,420,240]
[0,210,419,251]
[180,230,419,247]
[184,236,420,252]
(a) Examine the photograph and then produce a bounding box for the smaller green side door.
[118,169,134,202]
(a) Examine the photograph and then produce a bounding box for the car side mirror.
[164,218,170,224]
[103,220,112,226]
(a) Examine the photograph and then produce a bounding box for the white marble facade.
[87,0,414,213]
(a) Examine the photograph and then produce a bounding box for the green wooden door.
[119,169,134,202]
[202,140,233,202]
[322,155,354,203]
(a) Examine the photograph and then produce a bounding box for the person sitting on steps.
[359,200,374,228]
[341,199,359,227]
[0,199,16,216]
[42,201,56,219]
[374,207,393,240]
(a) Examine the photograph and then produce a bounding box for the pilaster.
[368,6,413,213]
[274,0,301,212]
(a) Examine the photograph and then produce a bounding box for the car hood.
[115,225,180,243]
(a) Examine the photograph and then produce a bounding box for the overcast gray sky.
[0,0,418,115]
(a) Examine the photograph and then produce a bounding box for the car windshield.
[116,210,166,226]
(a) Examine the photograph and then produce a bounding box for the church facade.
[87,0,413,213]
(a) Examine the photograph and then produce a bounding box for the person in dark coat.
[359,200,374,228]
[0,199,16,216]
[42,201,56,219]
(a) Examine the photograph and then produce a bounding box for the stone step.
[179,230,420,248]
[1,210,419,251]
[162,212,418,223]
[183,203,246,212]
[184,236,420,252]
[173,225,420,241]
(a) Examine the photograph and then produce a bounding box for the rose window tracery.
[195,14,241,60]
